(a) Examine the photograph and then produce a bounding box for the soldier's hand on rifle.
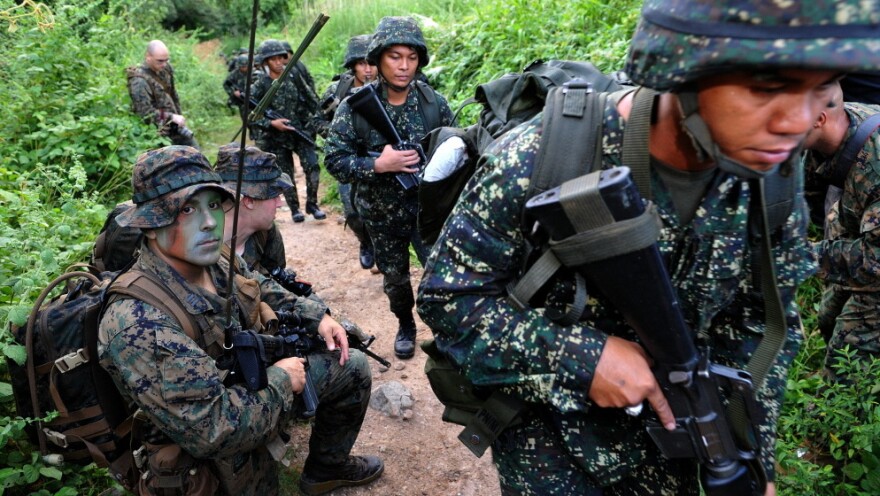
[275,356,307,394]
[170,113,186,127]
[271,118,298,132]
[589,336,676,431]
[318,314,350,365]
[374,144,420,174]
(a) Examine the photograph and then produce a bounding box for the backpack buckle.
[562,79,593,93]
[55,349,88,373]
[43,428,69,448]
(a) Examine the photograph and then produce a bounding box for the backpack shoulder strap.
[108,270,200,342]
[415,80,442,132]
[622,87,658,201]
[830,112,880,188]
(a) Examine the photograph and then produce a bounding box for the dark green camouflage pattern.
[344,34,372,69]
[98,247,371,495]
[223,64,252,106]
[810,103,880,370]
[627,0,880,91]
[250,58,326,211]
[325,82,453,318]
[367,16,429,68]
[417,102,814,490]
[126,63,181,128]
[215,143,292,200]
[115,146,235,229]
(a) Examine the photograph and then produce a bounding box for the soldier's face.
[353,60,376,86]
[147,190,226,270]
[244,194,282,232]
[697,69,841,171]
[379,45,418,88]
[266,54,288,77]
[146,47,170,73]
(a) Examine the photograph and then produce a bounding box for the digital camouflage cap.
[116,146,235,229]
[256,39,287,65]
[367,16,429,68]
[214,143,292,200]
[344,34,372,69]
[626,0,880,91]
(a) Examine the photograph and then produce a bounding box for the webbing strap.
[109,271,200,342]
[622,87,657,201]
[829,112,880,188]
[730,178,790,449]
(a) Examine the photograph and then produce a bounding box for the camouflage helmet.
[233,54,249,69]
[116,146,235,229]
[344,34,372,69]
[256,39,288,65]
[367,16,429,68]
[626,0,880,91]
[214,143,292,200]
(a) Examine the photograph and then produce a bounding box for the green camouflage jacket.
[417,101,815,484]
[126,63,182,129]
[98,246,328,494]
[812,103,880,289]
[249,62,326,148]
[323,81,453,228]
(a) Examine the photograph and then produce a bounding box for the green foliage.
[777,347,880,495]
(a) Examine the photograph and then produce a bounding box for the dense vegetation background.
[0,0,877,494]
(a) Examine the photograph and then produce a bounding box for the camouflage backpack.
[7,266,198,490]
[418,59,632,246]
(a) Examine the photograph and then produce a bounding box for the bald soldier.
[126,40,198,148]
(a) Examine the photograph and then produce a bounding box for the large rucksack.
[418,59,632,245]
[7,266,198,490]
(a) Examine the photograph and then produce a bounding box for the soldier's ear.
[813,111,828,130]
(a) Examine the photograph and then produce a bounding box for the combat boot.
[306,202,327,220]
[394,317,417,359]
[299,455,384,496]
[292,210,305,223]
[359,244,375,270]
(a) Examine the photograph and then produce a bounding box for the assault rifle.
[269,268,391,367]
[244,96,316,147]
[229,311,319,418]
[347,84,426,192]
[524,166,766,496]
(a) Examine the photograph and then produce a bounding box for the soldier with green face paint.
[98,146,383,496]
[417,1,880,494]
[325,17,455,360]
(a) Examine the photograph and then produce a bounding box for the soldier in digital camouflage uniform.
[802,82,880,379]
[325,17,454,359]
[97,145,383,496]
[250,40,327,223]
[321,34,378,271]
[223,54,252,119]
[126,40,198,148]
[417,1,880,494]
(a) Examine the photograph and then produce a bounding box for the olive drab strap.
[108,270,201,344]
[622,87,657,201]
[510,84,656,323]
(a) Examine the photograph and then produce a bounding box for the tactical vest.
[352,80,441,146]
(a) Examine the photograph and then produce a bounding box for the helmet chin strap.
[676,90,800,180]
[379,72,411,93]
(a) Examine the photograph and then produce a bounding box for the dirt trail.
[276,164,501,496]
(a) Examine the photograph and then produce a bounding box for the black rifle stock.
[347,84,425,191]
[229,313,319,418]
[524,166,765,496]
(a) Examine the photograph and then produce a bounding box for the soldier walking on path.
[324,17,455,360]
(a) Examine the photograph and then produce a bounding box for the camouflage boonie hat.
[344,34,372,69]
[367,16,429,68]
[116,146,235,229]
[626,0,880,91]
[257,39,287,65]
[214,143,292,200]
